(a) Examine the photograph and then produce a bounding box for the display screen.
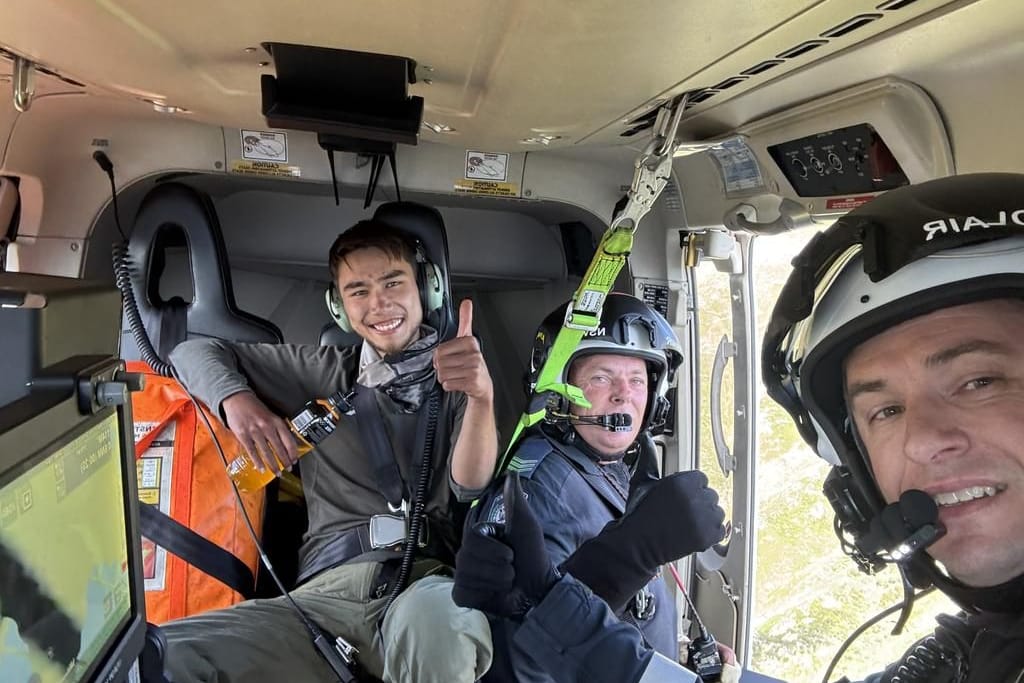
[0,411,133,683]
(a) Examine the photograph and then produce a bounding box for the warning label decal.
[465,151,509,181]
[230,160,302,178]
[453,179,520,198]
[241,130,288,162]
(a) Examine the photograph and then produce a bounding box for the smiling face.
[569,353,649,457]
[336,246,423,355]
[844,298,1024,587]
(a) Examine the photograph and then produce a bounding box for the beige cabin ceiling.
[0,0,990,149]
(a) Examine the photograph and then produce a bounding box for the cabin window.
[747,229,957,681]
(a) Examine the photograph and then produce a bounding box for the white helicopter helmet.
[763,172,1024,612]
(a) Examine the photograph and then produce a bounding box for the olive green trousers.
[162,561,492,682]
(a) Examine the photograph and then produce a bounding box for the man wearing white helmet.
[763,172,1024,682]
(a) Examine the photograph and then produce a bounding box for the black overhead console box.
[260,42,423,146]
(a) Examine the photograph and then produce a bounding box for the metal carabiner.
[615,92,690,227]
[653,91,689,158]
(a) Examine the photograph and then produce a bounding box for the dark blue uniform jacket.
[485,431,678,682]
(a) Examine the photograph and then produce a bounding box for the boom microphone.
[547,412,633,432]
[858,489,946,561]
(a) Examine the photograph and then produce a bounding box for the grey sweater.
[168,338,474,578]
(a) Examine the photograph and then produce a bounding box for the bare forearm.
[450,395,498,490]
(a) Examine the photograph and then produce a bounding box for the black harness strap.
[138,501,256,599]
[294,524,375,586]
[353,385,407,509]
[353,384,442,510]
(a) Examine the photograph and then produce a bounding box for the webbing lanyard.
[497,96,687,472]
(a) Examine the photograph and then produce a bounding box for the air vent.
[710,76,747,91]
[777,40,828,59]
[621,123,652,138]
[687,90,717,105]
[741,60,783,76]
[620,102,664,137]
[625,105,662,127]
[821,13,882,38]
[619,3,906,138]
[877,0,920,9]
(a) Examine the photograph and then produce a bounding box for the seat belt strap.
[497,97,687,472]
[138,501,256,599]
[353,386,407,509]
[353,384,441,511]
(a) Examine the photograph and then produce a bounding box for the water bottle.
[226,390,355,492]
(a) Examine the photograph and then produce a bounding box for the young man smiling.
[161,218,497,683]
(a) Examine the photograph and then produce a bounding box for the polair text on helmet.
[922,210,1024,241]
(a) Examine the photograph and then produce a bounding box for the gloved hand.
[560,469,726,613]
[453,472,561,619]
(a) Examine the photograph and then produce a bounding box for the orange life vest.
[128,361,265,623]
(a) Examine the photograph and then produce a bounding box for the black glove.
[453,472,560,619]
[560,469,726,612]
[451,523,521,616]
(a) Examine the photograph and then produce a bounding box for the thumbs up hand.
[456,297,474,339]
[434,299,494,401]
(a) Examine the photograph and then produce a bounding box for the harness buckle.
[630,586,657,621]
[369,513,406,549]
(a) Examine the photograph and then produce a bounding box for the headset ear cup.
[423,261,444,314]
[325,285,352,332]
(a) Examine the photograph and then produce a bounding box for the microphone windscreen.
[898,489,938,529]
[879,504,909,542]
[857,490,941,559]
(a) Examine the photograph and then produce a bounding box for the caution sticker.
[453,179,520,198]
[230,160,302,178]
[241,130,288,162]
[825,195,876,211]
[465,151,509,181]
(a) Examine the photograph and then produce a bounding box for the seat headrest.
[124,182,282,359]
[372,201,455,340]
[318,321,363,347]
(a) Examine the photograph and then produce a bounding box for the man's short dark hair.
[328,219,417,281]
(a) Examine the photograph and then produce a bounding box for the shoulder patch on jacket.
[505,437,555,479]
